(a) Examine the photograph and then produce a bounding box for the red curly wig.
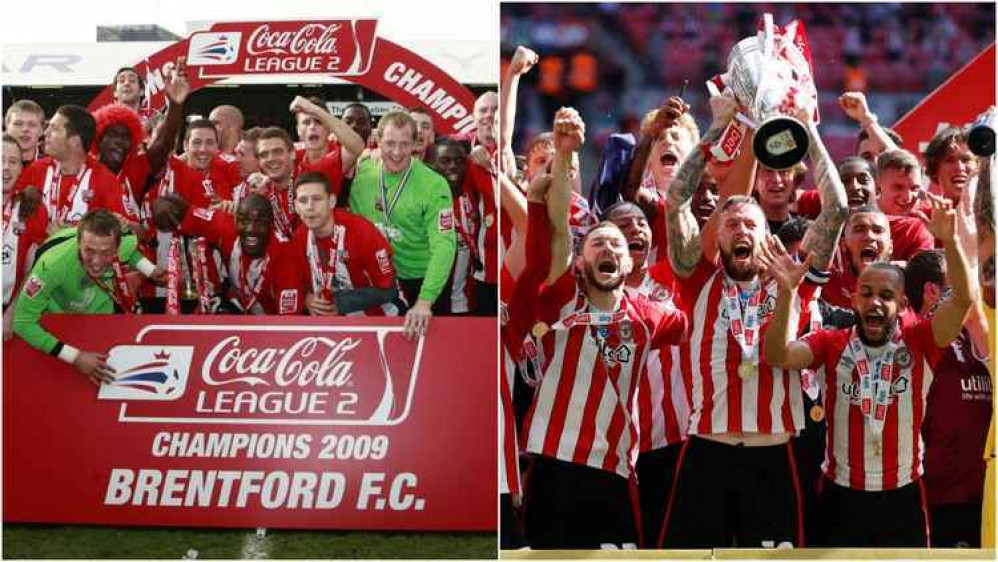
[92,103,144,157]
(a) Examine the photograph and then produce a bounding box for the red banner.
[3,316,496,531]
[88,20,478,135]
[893,43,996,155]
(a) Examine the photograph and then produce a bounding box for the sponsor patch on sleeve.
[375,249,393,275]
[279,289,298,314]
[193,207,216,222]
[23,275,44,298]
[438,208,454,232]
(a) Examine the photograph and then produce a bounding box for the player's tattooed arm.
[800,116,848,271]
[666,96,735,277]
[976,155,994,236]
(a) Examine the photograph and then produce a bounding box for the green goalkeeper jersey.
[13,227,147,355]
[349,158,456,304]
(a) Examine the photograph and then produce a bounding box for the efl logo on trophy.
[707,14,819,170]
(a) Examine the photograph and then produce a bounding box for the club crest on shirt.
[2,244,11,265]
[618,319,633,342]
[894,346,913,369]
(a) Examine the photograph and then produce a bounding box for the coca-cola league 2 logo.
[187,21,378,77]
[99,324,424,427]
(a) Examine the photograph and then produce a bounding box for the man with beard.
[907,250,992,547]
[14,209,163,384]
[3,134,49,341]
[764,195,973,547]
[291,96,365,197]
[521,107,688,549]
[349,111,455,340]
[290,171,403,319]
[796,157,934,262]
[659,97,847,548]
[16,105,130,230]
[153,193,303,315]
[603,200,687,547]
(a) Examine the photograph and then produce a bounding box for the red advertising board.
[87,19,480,136]
[3,316,496,531]
[893,43,996,155]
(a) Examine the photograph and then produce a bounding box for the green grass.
[2,525,496,559]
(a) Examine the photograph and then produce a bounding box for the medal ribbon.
[307,223,345,301]
[379,162,414,228]
[845,324,902,437]
[87,256,136,314]
[188,237,212,314]
[165,235,181,315]
[456,195,480,261]
[2,199,15,235]
[267,180,295,240]
[722,276,763,365]
[235,241,270,314]
[44,162,92,226]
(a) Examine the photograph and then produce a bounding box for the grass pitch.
[2,524,496,559]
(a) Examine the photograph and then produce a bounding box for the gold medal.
[809,404,824,423]
[873,436,882,457]
[737,362,757,380]
[531,322,550,339]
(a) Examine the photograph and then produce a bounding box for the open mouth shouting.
[731,238,754,264]
[861,307,889,342]
[858,244,880,265]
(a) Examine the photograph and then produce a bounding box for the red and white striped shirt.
[801,317,945,491]
[675,258,820,436]
[634,260,691,452]
[523,271,687,478]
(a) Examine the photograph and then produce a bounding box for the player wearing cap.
[765,195,973,547]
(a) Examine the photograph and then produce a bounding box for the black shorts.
[659,436,804,549]
[523,455,639,549]
[636,443,683,548]
[930,502,983,548]
[814,477,930,547]
[500,493,527,550]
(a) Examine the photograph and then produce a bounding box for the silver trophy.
[708,14,818,170]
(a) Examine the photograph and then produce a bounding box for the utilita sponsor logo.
[246,23,343,56]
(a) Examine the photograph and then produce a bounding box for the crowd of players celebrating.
[2,57,499,384]
[499,44,994,550]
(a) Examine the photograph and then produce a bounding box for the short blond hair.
[877,148,921,178]
[376,111,418,142]
[639,109,700,145]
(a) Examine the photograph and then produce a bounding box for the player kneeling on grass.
[763,196,973,547]
[14,209,164,385]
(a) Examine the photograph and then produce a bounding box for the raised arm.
[289,96,365,167]
[546,108,584,284]
[621,97,689,219]
[500,46,539,153]
[839,92,899,157]
[759,235,815,369]
[667,95,737,277]
[927,194,975,347]
[146,57,189,176]
[800,110,849,271]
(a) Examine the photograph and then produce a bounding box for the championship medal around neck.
[809,404,824,423]
[531,322,550,339]
[737,361,757,380]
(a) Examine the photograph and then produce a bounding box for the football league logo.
[98,345,194,401]
[187,32,242,65]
